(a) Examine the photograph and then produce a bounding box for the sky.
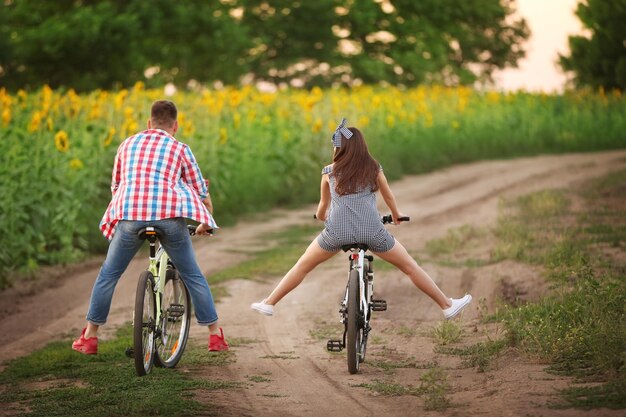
[494,0,585,92]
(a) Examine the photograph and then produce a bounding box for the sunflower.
[104,127,116,147]
[69,158,84,170]
[218,127,228,145]
[2,108,10,127]
[28,111,42,132]
[54,130,69,152]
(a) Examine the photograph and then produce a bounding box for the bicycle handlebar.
[382,215,410,224]
[187,224,214,236]
[313,214,410,224]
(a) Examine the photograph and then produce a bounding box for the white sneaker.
[442,294,472,319]
[251,300,274,316]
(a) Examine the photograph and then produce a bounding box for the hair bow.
[332,118,353,147]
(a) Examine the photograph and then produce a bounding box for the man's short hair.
[151,100,177,128]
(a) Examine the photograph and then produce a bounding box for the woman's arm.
[315,174,331,221]
[377,171,407,224]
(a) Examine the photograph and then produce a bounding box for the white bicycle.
[327,214,409,374]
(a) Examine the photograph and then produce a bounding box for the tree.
[559,0,626,91]
[238,0,529,87]
[0,0,529,90]
[0,1,146,91]
[0,0,250,91]
[239,0,340,87]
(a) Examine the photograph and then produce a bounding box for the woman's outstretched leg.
[375,239,455,309]
[251,239,337,315]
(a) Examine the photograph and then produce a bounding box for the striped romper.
[316,164,396,253]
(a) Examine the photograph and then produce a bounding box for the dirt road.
[1,150,625,417]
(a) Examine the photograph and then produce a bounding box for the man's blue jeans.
[87,218,218,326]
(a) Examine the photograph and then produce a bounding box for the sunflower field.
[0,83,625,286]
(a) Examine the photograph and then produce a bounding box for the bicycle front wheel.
[133,271,157,376]
[155,267,191,368]
[346,269,363,374]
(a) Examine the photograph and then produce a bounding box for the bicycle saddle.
[341,243,370,252]
[137,226,165,240]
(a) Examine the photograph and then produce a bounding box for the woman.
[251,119,471,319]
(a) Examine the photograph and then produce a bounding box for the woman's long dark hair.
[332,127,380,195]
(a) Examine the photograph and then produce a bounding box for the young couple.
[72,101,471,356]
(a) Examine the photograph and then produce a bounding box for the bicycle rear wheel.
[133,271,157,376]
[155,267,191,368]
[346,269,363,374]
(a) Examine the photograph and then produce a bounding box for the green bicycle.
[127,225,197,376]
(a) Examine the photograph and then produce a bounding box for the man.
[72,100,228,354]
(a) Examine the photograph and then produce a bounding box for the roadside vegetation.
[427,169,626,409]
[209,224,319,284]
[2,85,625,286]
[0,325,237,417]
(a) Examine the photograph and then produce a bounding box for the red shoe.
[72,328,98,355]
[208,328,229,351]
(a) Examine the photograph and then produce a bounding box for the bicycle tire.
[133,270,157,376]
[346,269,362,374]
[155,268,191,368]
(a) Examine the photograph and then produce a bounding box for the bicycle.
[126,224,202,376]
[326,214,409,374]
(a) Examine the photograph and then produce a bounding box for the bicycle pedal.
[327,339,343,352]
[125,347,135,358]
[167,303,185,318]
[371,299,387,311]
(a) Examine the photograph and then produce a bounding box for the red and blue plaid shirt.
[100,129,217,240]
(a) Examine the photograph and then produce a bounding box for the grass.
[0,325,238,417]
[422,225,493,268]
[355,367,453,411]
[558,378,626,410]
[208,224,319,283]
[182,345,235,367]
[491,190,572,265]
[308,319,343,341]
[435,339,508,373]
[260,354,300,360]
[354,379,420,396]
[226,337,261,347]
[368,358,435,372]
[495,173,626,407]
[426,169,626,407]
[430,321,463,346]
[247,375,272,383]
[419,367,453,411]
[425,225,487,257]
[383,325,421,338]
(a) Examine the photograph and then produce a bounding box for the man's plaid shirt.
[100,129,217,240]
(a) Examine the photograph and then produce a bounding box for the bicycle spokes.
[155,270,191,369]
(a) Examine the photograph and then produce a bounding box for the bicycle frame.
[326,215,405,373]
[146,237,170,332]
[131,225,197,376]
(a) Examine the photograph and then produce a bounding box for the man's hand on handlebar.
[195,223,213,236]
